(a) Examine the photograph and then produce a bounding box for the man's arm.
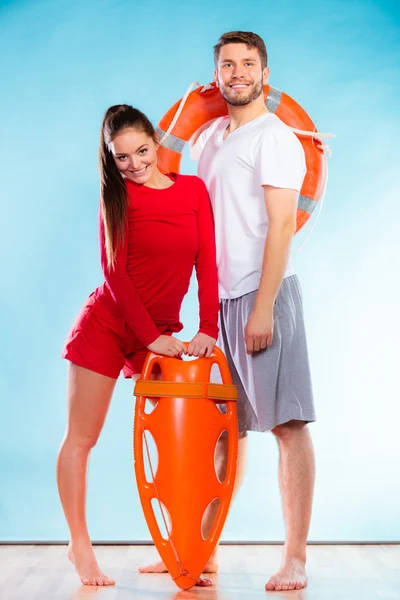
[244,185,298,354]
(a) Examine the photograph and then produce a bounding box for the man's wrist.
[253,299,275,315]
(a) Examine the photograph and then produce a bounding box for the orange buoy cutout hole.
[144,397,158,415]
[143,430,159,484]
[201,429,229,541]
[143,372,162,414]
[201,498,221,541]
[214,429,228,484]
[151,498,172,541]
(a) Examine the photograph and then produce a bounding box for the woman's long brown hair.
[99,105,156,269]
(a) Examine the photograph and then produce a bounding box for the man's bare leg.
[202,431,248,571]
[138,431,248,574]
[265,420,315,592]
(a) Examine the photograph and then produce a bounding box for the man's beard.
[219,76,264,106]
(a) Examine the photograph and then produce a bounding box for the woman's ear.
[154,132,161,148]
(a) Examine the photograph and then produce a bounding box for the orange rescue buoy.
[133,344,238,590]
[156,82,326,233]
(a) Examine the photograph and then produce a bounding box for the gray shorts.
[213,275,316,433]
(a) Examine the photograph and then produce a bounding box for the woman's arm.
[195,180,219,338]
[99,209,160,347]
[187,180,219,357]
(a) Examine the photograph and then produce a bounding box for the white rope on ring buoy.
[158,82,201,147]
[289,128,336,157]
[159,81,335,254]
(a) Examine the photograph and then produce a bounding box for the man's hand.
[187,333,217,358]
[244,308,274,354]
[147,335,186,357]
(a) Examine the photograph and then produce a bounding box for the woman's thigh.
[66,362,117,445]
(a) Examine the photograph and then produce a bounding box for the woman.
[57,105,219,586]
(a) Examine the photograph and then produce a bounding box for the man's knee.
[271,420,308,442]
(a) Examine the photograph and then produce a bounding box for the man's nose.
[232,64,245,78]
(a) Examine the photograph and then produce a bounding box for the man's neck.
[226,98,268,133]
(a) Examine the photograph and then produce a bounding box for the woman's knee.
[64,365,115,451]
[63,427,101,452]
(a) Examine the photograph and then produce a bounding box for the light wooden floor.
[1,544,399,600]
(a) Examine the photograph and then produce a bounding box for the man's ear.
[263,66,270,86]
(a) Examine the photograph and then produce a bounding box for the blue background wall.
[1,0,399,541]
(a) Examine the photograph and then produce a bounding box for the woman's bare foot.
[265,557,308,592]
[67,542,115,586]
[138,555,219,575]
[137,560,167,574]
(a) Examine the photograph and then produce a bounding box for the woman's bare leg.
[56,363,117,586]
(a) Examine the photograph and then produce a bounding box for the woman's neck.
[144,168,174,189]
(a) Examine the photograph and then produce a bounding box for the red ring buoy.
[157,83,326,233]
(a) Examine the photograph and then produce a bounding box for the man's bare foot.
[265,557,307,592]
[138,556,219,575]
[204,558,219,573]
[195,577,213,587]
[67,542,115,586]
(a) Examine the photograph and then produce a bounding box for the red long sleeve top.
[96,173,219,348]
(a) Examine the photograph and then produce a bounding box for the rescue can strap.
[134,380,238,402]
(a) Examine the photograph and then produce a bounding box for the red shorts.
[61,292,176,379]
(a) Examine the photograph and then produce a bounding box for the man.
[140,31,316,592]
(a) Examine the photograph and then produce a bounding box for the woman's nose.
[131,156,143,170]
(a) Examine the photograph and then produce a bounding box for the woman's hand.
[187,333,217,358]
[147,335,186,357]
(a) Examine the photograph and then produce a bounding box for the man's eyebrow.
[221,57,257,63]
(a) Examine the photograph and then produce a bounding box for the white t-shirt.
[191,113,306,300]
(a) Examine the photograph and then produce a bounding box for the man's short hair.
[214,31,268,69]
